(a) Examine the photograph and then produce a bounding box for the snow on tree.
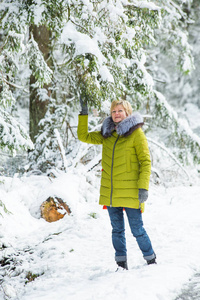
[146,0,200,165]
[0,0,200,172]
[0,21,33,153]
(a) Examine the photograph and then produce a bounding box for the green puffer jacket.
[77,113,151,212]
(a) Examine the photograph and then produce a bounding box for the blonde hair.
[110,100,132,116]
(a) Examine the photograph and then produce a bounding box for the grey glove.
[138,189,148,203]
[79,96,88,115]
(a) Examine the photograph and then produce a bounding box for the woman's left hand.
[138,189,148,203]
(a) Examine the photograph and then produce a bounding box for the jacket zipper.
[110,135,119,207]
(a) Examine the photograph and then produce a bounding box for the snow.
[131,1,160,11]
[1,1,200,299]
[61,21,106,65]
[99,66,114,83]
[182,103,200,131]
[0,168,200,300]
[33,0,44,25]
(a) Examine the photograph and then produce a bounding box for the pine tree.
[146,0,200,165]
[0,0,199,172]
[0,7,33,153]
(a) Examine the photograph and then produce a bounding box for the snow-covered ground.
[0,168,200,300]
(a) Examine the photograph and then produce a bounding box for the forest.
[1,1,200,300]
[0,0,200,179]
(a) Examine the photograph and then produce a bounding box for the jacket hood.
[101,112,144,138]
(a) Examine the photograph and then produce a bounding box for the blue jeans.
[107,207,155,263]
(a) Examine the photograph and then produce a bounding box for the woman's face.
[111,104,127,123]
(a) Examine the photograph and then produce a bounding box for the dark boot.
[116,261,128,270]
[147,257,157,265]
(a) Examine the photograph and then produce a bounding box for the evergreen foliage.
[0,0,200,171]
[0,2,32,153]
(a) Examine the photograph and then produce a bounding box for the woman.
[78,98,156,270]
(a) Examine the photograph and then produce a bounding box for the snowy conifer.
[0,0,200,172]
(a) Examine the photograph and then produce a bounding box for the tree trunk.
[29,25,51,143]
